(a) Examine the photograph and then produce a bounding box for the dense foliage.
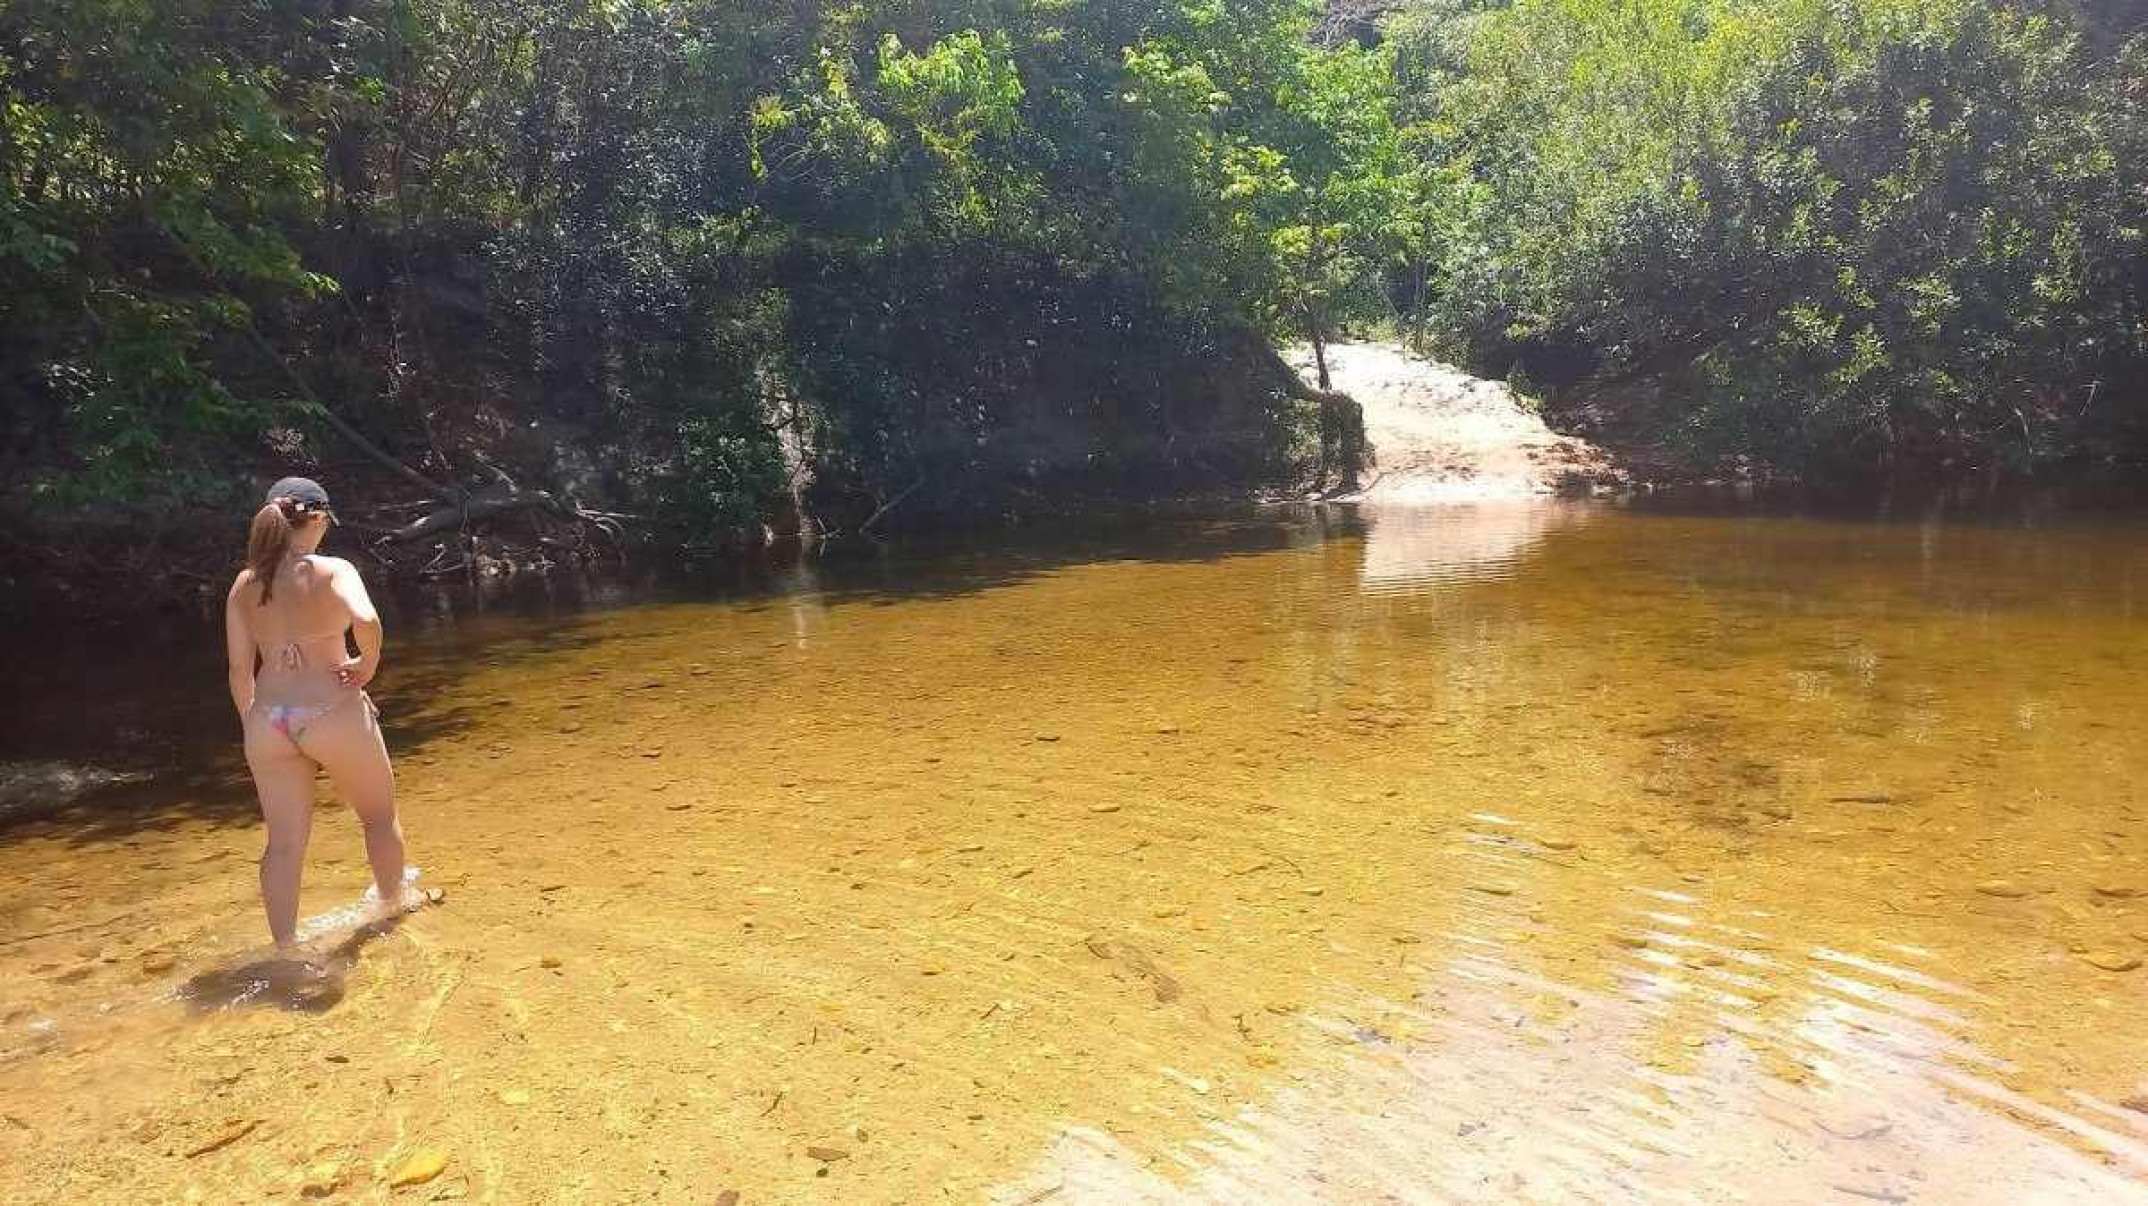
[1391,0,2148,477]
[2,0,1376,550]
[3,0,2142,566]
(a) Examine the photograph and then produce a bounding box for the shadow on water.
[13,490,2147,846]
[0,502,1374,841]
[175,914,408,1016]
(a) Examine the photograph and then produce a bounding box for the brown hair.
[246,499,296,603]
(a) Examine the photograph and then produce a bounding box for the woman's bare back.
[236,556,358,709]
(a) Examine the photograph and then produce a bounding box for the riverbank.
[2,340,1574,625]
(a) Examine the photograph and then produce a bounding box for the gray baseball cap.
[265,476,332,512]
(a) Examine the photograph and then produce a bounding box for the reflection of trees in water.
[1356,502,1595,595]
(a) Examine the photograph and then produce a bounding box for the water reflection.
[2,502,2146,1201]
[1356,501,1594,595]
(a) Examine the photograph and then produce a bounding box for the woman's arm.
[329,558,384,689]
[225,575,257,715]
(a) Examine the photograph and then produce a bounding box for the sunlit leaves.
[1402,0,2146,475]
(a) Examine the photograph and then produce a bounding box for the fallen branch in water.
[419,557,471,579]
[859,476,926,538]
[383,488,566,543]
[381,489,637,547]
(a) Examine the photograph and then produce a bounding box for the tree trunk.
[1305,225,1333,391]
[327,0,367,228]
[1250,336,1363,494]
[1408,259,1429,351]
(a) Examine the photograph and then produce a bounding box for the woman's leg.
[244,718,317,949]
[301,697,408,907]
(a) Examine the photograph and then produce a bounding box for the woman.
[224,477,416,950]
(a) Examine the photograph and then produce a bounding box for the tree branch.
[860,476,925,537]
[383,488,565,543]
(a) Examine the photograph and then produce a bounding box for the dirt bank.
[1292,341,1620,502]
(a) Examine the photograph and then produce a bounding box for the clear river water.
[2,498,2145,1202]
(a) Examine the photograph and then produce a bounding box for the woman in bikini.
[225,477,416,950]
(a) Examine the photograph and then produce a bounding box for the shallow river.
[3,499,2147,1203]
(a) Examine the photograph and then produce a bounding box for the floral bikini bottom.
[255,693,371,741]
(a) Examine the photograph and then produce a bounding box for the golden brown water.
[4,501,2147,1203]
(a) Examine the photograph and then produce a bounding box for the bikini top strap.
[263,624,348,670]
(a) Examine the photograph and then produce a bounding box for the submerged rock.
[387,1148,448,1187]
[298,1161,346,1197]
[2081,951,2142,973]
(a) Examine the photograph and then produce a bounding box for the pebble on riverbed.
[386,1148,448,1188]
[1974,880,2032,898]
[298,1161,346,1198]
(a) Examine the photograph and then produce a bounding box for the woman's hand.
[337,654,379,690]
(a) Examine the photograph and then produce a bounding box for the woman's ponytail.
[247,500,294,603]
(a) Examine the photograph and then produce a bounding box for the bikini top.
[255,556,348,672]
[261,624,349,672]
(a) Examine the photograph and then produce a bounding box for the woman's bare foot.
[361,865,434,920]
